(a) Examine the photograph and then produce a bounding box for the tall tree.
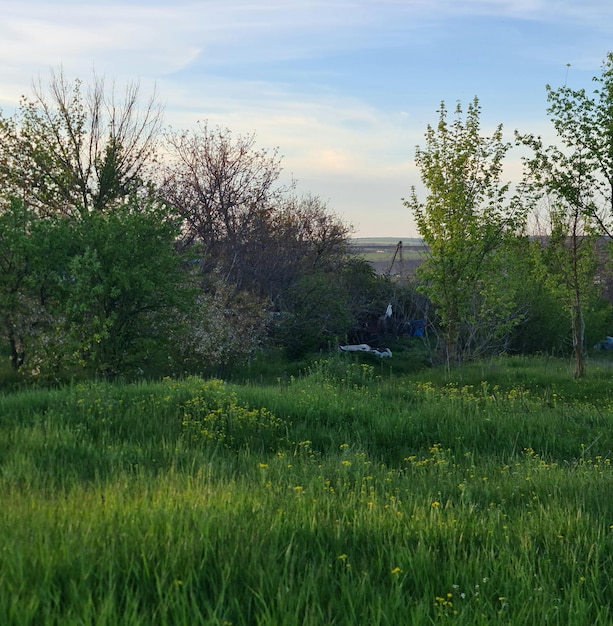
[0,72,197,378]
[516,53,613,376]
[0,69,162,218]
[516,138,598,377]
[160,123,351,304]
[538,54,613,237]
[405,98,524,366]
[160,122,286,254]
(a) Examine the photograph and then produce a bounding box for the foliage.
[507,241,571,355]
[171,276,269,369]
[0,193,196,379]
[0,69,162,218]
[339,257,403,344]
[0,71,197,379]
[516,53,613,375]
[405,98,525,365]
[0,197,75,373]
[502,234,611,358]
[537,53,613,238]
[0,71,360,377]
[5,64,613,378]
[160,122,352,310]
[58,198,195,376]
[269,255,411,358]
[272,270,354,357]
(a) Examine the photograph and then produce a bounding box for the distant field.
[350,237,428,275]
[350,237,424,246]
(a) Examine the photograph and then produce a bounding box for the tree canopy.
[405,97,526,365]
[2,60,613,381]
[0,71,366,379]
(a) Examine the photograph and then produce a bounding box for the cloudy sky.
[1,1,612,237]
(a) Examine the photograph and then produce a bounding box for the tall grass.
[1,356,613,624]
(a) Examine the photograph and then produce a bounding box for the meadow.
[2,354,613,625]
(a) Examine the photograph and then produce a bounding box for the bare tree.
[0,68,163,218]
[160,123,351,303]
[161,122,286,251]
[255,194,351,299]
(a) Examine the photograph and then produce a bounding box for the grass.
[1,355,613,624]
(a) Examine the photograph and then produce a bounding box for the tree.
[172,278,271,370]
[273,270,354,358]
[0,196,73,371]
[516,53,613,376]
[405,98,524,366]
[160,121,286,257]
[515,140,599,376]
[264,194,352,300]
[160,123,352,298]
[160,123,355,359]
[539,55,613,237]
[0,193,195,378]
[0,69,162,218]
[0,70,368,374]
[60,197,195,376]
[0,72,202,378]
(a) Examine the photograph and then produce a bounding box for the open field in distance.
[349,237,428,277]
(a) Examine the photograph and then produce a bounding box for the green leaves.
[0,192,197,378]
[406,98,524,365]
[0,198,74,371]
[540,53,613,237]
[516,52,613,376]
[60,199,195,375]
[0,70,162,220]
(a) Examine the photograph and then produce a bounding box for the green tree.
[0,72,200,379]
[405,98,524,366]
[0,193,196,379]
[61,197,195,376]
[516,53,613,376]
[539,55,613,237]
[0,197,73,371]
[274,270,353,358]
[514,159,598,376]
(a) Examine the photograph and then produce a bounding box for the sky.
[1,1,612,237]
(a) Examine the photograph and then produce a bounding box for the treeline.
[1,55,613,382]
[0,71,395,380]
[404,54,613,376]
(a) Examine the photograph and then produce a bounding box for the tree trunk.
[570,221,586,379]
[8,333,25,370]
[571,300,585,379]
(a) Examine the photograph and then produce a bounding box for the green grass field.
[2,354,613,624]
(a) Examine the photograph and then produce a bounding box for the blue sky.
[1,0,612,236]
